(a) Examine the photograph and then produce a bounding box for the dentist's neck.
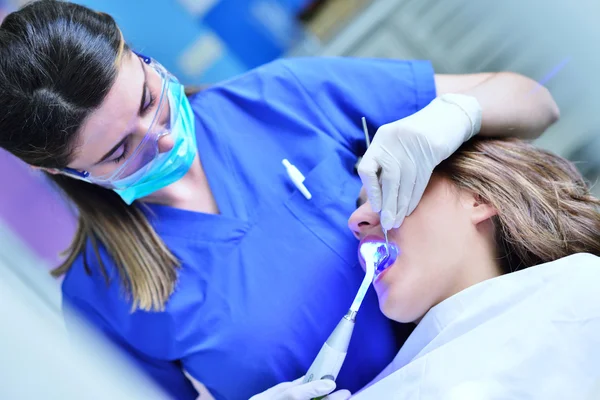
[141,154,219,214]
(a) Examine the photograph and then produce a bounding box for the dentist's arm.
[358,71,560,230]
[435,72,560,139]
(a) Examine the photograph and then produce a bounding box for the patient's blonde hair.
[436,138,600,273]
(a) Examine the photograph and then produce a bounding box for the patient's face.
[348,175,497,323]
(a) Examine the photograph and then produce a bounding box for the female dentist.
[0,1,559,399]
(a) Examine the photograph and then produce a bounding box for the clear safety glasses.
[61,53,182,189]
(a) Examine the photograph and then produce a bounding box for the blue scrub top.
[62,57,436,400]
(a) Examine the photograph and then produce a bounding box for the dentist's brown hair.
[0,0,178,311]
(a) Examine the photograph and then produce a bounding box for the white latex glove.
[357,93,482,230]
[249,376,351,400]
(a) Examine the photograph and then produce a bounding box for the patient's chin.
[379,295,424,324]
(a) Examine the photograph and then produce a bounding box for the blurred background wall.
[0,0,598,295]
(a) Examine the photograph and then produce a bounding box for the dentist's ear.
[30,165,60,175]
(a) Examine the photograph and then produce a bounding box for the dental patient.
[347,138,600,399]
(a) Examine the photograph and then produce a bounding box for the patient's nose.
[348,202,381,240]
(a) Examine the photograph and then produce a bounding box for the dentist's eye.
[113,141,130,164]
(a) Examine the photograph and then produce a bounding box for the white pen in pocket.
[282,158,312,200]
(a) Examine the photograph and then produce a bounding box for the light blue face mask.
[113,82,197,205]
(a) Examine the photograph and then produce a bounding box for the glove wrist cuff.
[438,93,482,140]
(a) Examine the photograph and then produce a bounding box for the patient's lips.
[358,236,399,280]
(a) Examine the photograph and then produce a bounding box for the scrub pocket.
[284,153,361,266]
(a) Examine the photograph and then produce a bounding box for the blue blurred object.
[278,0,313,13]
[0,0,14,20]
[73,0,307,85]
[203,0,304,70]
